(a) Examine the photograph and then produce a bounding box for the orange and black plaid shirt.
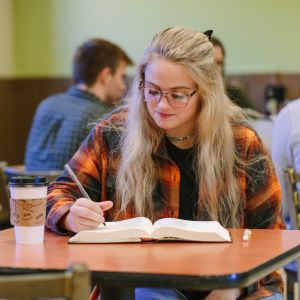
[46,110,285,299]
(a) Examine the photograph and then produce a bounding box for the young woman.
[46,27,284,300]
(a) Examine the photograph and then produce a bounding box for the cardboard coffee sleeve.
[10,198,47,226]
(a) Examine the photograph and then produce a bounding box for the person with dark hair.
[25,38,133,171]
[211,36,256,110]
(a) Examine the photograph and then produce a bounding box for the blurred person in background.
[25,38,133,171]
[211,36,256,110]
[272,98,300,224]
[212,36,274,150]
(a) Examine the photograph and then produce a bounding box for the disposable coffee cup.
[9,176,48,245]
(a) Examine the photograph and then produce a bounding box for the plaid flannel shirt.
[46,109,285,299]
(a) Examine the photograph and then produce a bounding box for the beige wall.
[0,0,15,77]
[1,0,300,77]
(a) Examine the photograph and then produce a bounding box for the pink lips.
[156,111,173,118]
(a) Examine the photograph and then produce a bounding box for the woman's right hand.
[62,198,113,233]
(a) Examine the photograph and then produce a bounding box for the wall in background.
[0,78,71,164]
[8,0,300,77]
[0,0,14,77]
[0,0,300,164]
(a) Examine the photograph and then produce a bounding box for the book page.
[69,217,154,243]
[102,217,153,235]
[152,218,231,242]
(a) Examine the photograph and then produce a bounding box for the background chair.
[0,161,11,229]
[284,168,300,229]
[4,164,63,184]
[0,263,91,300]
[283,167,300,300]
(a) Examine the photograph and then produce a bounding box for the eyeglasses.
[140,86,197,108]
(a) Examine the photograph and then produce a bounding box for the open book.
[69,217,231,243]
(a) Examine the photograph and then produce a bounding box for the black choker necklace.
[166,134,194,141]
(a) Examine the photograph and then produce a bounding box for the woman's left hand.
[204,288,242,300]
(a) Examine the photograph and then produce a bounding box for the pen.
[64,164,106,226]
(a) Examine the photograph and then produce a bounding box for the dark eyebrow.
[145,81,195,91]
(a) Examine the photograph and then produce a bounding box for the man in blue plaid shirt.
[25,38,132,171]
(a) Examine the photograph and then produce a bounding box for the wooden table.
[0,228,300,299]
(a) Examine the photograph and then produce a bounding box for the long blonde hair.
[116,26,246,227]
